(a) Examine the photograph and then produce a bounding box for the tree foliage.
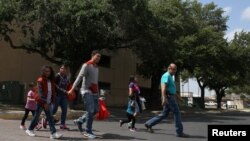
[226,31,250,95]
[0,0,148,78]
[176,1,229,108]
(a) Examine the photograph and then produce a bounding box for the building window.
[99,81,111,90]
[99,55,111,68]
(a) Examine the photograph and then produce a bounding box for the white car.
[205,101,217,106]
[247,103,250,108]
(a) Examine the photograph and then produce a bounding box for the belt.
[166,93,175,97]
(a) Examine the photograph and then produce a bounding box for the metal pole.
[188,79,190,97]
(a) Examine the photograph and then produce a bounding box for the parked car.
[247,103,250,108]
[205,101,217,106]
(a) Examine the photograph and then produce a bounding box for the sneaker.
[41,118,47,129]
[50,132,63,139]
[35,124,42,131]
[25,130,36,137]
[60,124,69,130]
[145,124,154,133]
[127,122,132,129]
[20,125,26,130]
[83,132,96,139]
[119,120,123,127]
[129,128,136,132]
[177,132,190,138]
[73,120,84,133]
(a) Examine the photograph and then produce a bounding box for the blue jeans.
[28,104,56,134]
[76,93,99,134]
[145,95,183,135]
[52,94,68,125]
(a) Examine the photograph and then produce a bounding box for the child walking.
[20,82,37,130]
[119,93,139,132]
[25,65,62,139]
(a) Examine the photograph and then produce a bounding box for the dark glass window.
[99,55,111,68]
[99,81,111,90]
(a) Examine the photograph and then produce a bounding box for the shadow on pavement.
[187,135,207,139]
[102,133,146,140]
[59,137,84,140]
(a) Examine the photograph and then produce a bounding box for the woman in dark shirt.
[128,75,142,113]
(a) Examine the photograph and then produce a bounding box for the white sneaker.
[127,122,132,129]
[84,133,96,139]
[129,128,137,132]
[25,130,36,137]
[50,132,63,139]
[20,125,26,130]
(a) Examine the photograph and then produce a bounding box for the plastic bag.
[96,98,110,120]
[140,96,146,110]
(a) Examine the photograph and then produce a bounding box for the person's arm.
[27,97,36,101]
[55,85,67,94]
[175,91,184,101]
[161,83,167,106]
[128,83,135,99]
[128,88,133,96]
[35,79,47,106]
[161,74,168,106]
[55,74,67,94]
[27,91,36,101]
[68,64,87,94]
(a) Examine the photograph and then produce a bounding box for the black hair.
[91,50,100,57]
[129,75,135,83]
[60,64,68,69]
[41,65,55,80]
[28,82,35,88]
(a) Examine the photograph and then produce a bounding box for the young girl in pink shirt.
[20,83,37,130]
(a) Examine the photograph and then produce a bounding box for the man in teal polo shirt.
[145,63,189,137]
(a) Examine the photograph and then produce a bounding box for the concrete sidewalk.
[1,104,249,120]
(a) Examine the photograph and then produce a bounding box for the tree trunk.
[216,88,225,109]
[149,73,161,109]
[200,86,205,109]
[197,79,206,109]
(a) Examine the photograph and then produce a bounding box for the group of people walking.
[119,64,189,137]
[20,50,189,139]
[22,64,69,139]
[20,50,101,139]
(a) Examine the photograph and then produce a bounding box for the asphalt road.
[0,109,250,141]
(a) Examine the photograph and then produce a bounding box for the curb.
[1,106,250,120]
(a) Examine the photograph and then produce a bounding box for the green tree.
[203,31,250,109]
[226,31,250,96]
[1,0,119,78]
[0,0,150,80]
[176,1,228,108]
[131,0,191,107]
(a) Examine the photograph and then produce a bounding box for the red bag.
[88,83,99,93]
[66,84,77,101]
[96,99,110,120]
